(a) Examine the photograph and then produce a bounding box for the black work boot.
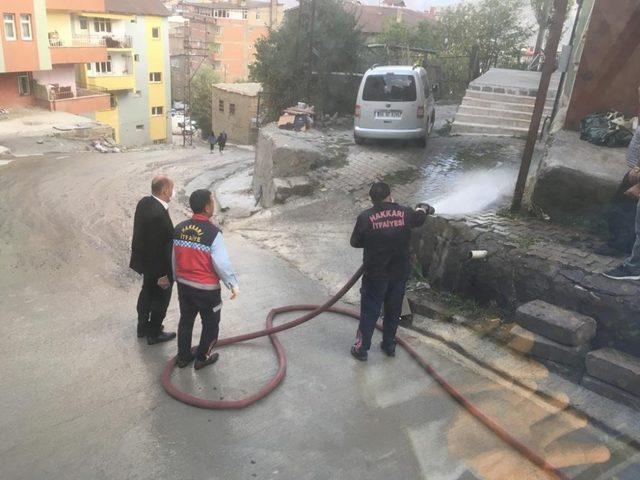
[137,322,148,338]
[194,353,220,371]
[350,345,368,362]
[380,341,396,357]
[177,352,195,369]
[147,330,176,345]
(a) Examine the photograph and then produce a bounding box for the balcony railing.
[48,34,132,49]
[103,35,132,49]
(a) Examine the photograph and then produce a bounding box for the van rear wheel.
[354,134,365,145]
[416,135,427,148]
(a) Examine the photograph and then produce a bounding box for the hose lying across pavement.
[161,266,568,480]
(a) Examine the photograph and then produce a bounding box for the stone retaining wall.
[411,213,640,354]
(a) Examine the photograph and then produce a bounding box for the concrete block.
[528,129,628,221]
[273,176,314,203]
[508,325,589,368]
[515,300,596,346]
[586,348,640,397]
[582,375,640,410]
[253,124,329,207]
[406,292,452,320]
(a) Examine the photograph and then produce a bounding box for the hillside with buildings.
[0,0,172,146]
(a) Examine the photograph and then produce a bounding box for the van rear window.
[362,74,417,102]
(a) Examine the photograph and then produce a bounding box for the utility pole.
[305,0,316,104]
[181,10,212,147]
[511,0,568,212]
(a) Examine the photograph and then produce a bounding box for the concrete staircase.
[452,88,556,137]
[508,300,596,382]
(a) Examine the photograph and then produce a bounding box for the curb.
[405,314,640,450]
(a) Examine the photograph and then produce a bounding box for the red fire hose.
[161,266,568,480]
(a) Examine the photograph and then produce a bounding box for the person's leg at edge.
[623,200,640,273]
[353,276,386,359]
[177,284,198,363]
[606,200,640,280]
[381,280,406,355]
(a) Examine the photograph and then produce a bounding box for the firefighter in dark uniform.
[350,181,433,361]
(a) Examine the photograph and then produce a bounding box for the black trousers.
[177,283,222,361]
[606,172,637,254]
[355,276,406,352]
[137,274,172,336]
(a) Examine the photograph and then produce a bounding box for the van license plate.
[375,110,402,119]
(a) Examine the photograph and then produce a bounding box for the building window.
[242,9,248,19]
[94,18,111,33]
[86,62,92,70]
[17,73,30,96]
[79,18,88,30]
[134,54,140,62]
[109,94,117,108]
[3,14,16,41]
[151,27,160,39]
[136,124,144,130]
[95,61,112,73]
[149,72,162,82]
[218,100,224,112]
[213,9,229,18]
[211,43,221,54]
[229,103,235,115]
[151,106,164,116]
[256,10,261,20]
[20,14,32,40]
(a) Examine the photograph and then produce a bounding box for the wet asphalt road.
[0,144,629,480]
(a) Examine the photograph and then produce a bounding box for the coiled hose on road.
[161,266,568,480]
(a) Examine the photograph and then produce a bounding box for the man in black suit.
[130,175,177,345]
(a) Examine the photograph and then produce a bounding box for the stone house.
[211,82,261,145]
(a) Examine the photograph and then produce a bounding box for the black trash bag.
[580,111,634,148]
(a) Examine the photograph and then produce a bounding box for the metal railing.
[48,34,132,48]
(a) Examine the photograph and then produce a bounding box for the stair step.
[465,89,555,107]
[582,375,640,410]
[461,98,553,114]
[509,325,589,368]
[457,105,534,121]
[586,348,640,397]
[455,113,532,129]
[450,121,529,137]
[515,300,597,346]
[469,83,558,99]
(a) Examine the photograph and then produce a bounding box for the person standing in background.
[209,131,217,154]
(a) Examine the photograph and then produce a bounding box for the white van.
[354,65,436,147]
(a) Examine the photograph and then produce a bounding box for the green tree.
[249,0,363,119]
[190,63,219,138]
[376,0,531,99]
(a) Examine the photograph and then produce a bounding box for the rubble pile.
[90,137,122,153]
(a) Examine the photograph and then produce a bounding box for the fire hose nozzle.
[416,203,436,215]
